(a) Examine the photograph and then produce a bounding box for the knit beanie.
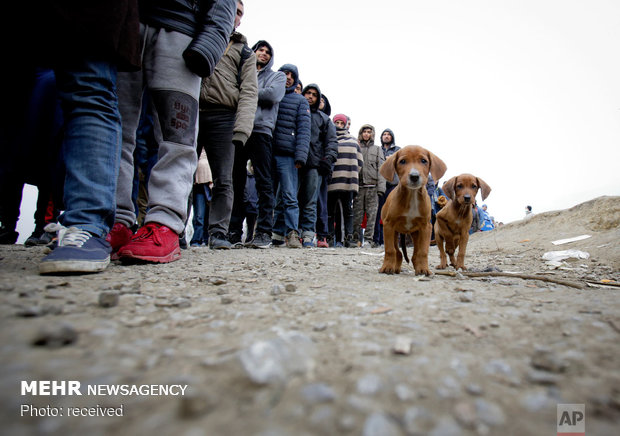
[333,114,347,124]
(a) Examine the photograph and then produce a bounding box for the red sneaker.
[117,222,181,263]
[106,222,133,258]
[316,237,329,248]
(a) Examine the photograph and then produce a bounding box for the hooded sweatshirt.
[357,124,386,194]
[380,128,401,186]
[301,83,338,169]
[273,64,311,164]
[251,40,286,136]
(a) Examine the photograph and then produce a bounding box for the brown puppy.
[434,174,491,271]
[379,145,447,275]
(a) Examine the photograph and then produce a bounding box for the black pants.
[230,132,274,237]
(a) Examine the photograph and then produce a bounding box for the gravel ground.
[0,196,619,436]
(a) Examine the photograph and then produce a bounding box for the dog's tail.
[399,233,409,263]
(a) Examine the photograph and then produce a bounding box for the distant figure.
[524,205,533,220]
[479,203,495,231]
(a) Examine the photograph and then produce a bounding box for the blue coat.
[273,64,311,164]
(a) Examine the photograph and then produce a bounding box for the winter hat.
[333,114,347,124]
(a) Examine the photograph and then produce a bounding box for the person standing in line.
[194,0,258,249]
[373,128,400,247]
[34,1,141,274]
[271,64,311,248]
[352,124,385,247]
[298,83,337,247]
[189,149,213,247]
[228,40,286,248]
[105,0,236,263]
[328,114,363,247]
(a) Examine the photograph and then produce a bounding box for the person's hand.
[318,158,332,176]
[233,139,243,148]
[295,161,303,169]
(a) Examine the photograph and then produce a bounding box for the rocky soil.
[0,196,619,436]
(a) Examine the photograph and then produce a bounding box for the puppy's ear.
[380,150,398,182]
[477,177,492,201]
[429,152,447,182]
[442,176,456,200]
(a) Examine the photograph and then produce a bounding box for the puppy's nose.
[409,170,420,184]
[463,194,471,203]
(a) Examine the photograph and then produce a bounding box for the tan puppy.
[379,145,447,275]
[434,174,491,270]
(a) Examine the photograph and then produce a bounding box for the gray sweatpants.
[115,24,201,234]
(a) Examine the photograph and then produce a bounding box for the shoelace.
[44,223,91,248]
[132,223,162,246]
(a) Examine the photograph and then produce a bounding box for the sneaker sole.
[39,258,110,274]
[118,248,181,263]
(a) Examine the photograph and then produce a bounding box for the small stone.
[531,348,568,373]
[220,296,233,304]
[466,384,483,396]
[32,323,78,348]
[178,392,218,419]
[362,412,403,436]
[285,283,297,292]
[300,383,336,404]
[526,370,560,385]
[393,336,412,355]
[98,291,120,308]
[475,398,505,426]
[357,374,383,395]
[459,292,474,302]
[271,284,284,295]
[454,401,477,429]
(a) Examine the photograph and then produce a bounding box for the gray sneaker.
[246,231,271,249]
[286,230,302,248]
[209,234,231,250]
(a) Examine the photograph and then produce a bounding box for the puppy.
[379,145,447,275]
[434,174,491,271]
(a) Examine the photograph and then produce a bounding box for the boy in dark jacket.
[299,83,337,247]
[271,64,311,248]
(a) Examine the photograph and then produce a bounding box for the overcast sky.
[15,0,620,242]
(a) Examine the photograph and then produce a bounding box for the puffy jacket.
[301,83,338,169]
[357,124,386,195]
[200,32,258,145]
[139,0,236,77]
[273,64,311,164]
[251,40,286,136]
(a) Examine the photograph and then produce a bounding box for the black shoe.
[179,232,188,250]
[228,231,242,245]
[24,228,45,247]
[0,226,18,244]
[246,231,271,249]
[209,233,231,249]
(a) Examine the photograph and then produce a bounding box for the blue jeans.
[297,167,320,239]
[316,174,329,238]
[272,155,299,236]
[190,184,210,244]
[54,58,120,237]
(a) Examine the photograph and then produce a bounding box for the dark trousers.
[197,107,235,238]
[316,174,329,238]
[230,132,274,237]
[328,191,354,244]
[373,183,396,244]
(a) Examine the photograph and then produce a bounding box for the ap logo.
[557,404,585,436]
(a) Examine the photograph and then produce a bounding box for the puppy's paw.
[437,262,448,270]
[415,268,432,276]
[379,264,400,274]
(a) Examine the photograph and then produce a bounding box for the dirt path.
[1,196,619,435]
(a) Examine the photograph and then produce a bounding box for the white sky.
[15,0,620,242]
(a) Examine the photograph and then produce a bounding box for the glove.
[437,195,448,208]
[232,139,243,148]
[318,158,332,176]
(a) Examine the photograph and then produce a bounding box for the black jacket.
[140,0,236,77]
[301,83,338,169]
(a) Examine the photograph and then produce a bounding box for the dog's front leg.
[412,223,432,276]
[455,231,469,270]
[380,225,401,274]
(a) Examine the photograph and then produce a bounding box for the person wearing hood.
[190,0,258,249]
[352,124,386,247]
[328,114,364,247]
[372,128,400,246]
[299,84,338,247]
[271,64,311,248]
[228,39,286,248]
[319,94,331,116]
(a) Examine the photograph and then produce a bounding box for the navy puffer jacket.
[273,64,311,164]
[301,83,338,169]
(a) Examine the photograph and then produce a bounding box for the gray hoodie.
[251,40,286,137]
